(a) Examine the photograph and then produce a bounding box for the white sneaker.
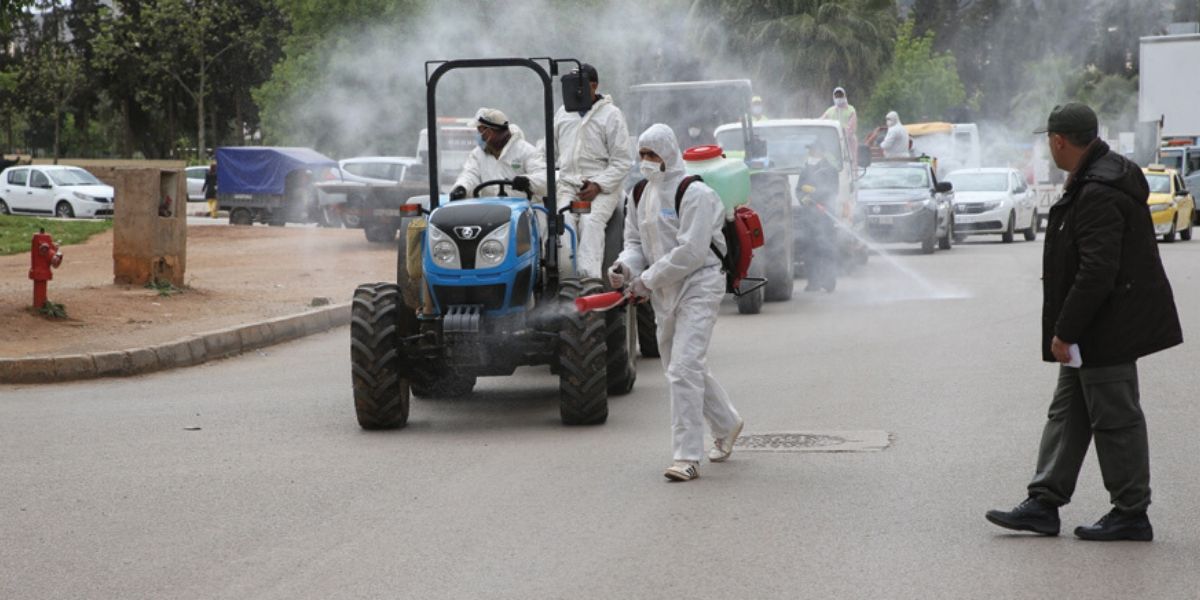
[708,417,745,463]
[664,461,699,481]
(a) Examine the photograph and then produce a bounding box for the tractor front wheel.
[557,278,609,425]
[350,282,410,429]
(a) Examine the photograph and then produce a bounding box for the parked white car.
[0,165,115,218]
[186,165,208,201]
[945,167,1038,243]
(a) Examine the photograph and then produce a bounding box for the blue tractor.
[349,58,637,429]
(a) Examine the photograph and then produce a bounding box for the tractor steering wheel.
[473,179,515,198]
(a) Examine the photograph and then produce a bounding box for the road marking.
[732,430,891,453]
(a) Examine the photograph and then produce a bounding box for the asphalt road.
[4,235,1200,599]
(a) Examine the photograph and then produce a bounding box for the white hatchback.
[0,165,116,219]
[945,168,1038,243]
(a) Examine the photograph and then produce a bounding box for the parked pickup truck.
[315,156,429,243]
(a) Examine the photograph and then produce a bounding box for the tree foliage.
[688,0,898,116]
[864,20,966,127]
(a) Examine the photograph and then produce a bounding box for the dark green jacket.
[1042,140,1182,366]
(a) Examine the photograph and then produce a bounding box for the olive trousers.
[1027,363,1151,513]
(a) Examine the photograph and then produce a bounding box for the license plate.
[869,215,894,225]
[374,209,401,217]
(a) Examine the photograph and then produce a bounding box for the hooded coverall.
[881,112,910,158]
[618,123,741,462]
[454,125,548,199]
[554,95,634,278]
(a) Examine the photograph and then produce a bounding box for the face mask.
[834,97,847,108]
[639,160,663,180]
[688,127,701,138]
[886,119,896,127]
[475,131,486,149]
[751,105,763,116]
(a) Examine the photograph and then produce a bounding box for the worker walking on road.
[450,108,546,201]
[986,103,1182,542]
[796,141,840,292]
[202,161,218,218]
[880,111,910,159]
[554,63,634,279]
[608,124,744,482]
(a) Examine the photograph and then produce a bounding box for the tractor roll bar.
[422,57,580,281]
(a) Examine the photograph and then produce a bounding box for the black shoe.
[985,496,1060,536]
[1074,509,1153,541]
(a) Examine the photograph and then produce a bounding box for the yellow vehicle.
[1143,165,1195,242]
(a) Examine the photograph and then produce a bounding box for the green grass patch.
[0,214,113,256]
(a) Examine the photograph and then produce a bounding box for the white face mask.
[886,118,897,127]
[751,105,763,116]
[834,97,848,108]
[688,127,701,138]
[639,160,663,180]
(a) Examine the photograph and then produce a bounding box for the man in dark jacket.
[986,103,1182,542]
[797,141,840,292]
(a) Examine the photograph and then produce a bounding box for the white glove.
[628,275,651,299]
[607,262,629,289]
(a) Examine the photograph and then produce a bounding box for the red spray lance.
[574,290,627,313]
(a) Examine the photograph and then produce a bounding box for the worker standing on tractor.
[797,140,840,292]
[608,124,744,482]
[554,63,634,279]
[751,95,768,122]
[450,108,547,201]
[880,111,911,159]
[821,87,858,159]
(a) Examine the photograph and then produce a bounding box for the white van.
[905,122,980,177]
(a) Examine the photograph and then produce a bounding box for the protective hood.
[886,111,901,127]
[637,123,686,186]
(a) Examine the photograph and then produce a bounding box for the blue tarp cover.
[216,146,337,195]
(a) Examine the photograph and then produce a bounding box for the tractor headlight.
[427,226,461,269]
[476,223,510,267]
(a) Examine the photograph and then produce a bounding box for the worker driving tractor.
[450,107,547,201]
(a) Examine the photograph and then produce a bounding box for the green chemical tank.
[683,145,750,217]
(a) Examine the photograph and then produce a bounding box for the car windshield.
[860,166,929,190]
[946,172,1007,192]
[1145,174,1171,194]
[716,125,842,170]
[48,168,102,186]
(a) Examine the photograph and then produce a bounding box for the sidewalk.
[1,223,394,383]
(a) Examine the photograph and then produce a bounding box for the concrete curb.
[0,302,351,384]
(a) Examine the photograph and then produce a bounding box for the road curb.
[0,302,351,384]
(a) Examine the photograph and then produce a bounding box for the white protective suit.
[453,124,548,199]
[554,94,635,278]
[617,123,741,463]
[880,111,910,159]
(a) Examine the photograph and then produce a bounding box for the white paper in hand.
[1066,344,1083,368]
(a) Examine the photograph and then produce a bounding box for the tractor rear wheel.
[752,176,795,302]
[350,282,410,429]
[364,223,397,243]
[636,303,659,358]
[557,278,608,425]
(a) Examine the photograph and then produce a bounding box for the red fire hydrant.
[29,228,63,308]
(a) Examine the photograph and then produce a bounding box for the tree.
[688,0,898,116]
[864,20,967,127]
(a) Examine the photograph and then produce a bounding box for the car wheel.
[0,199,9,215]
[938,216,953,250]
[1001,211,1015,243]
[1163,221,1177,243]
[229,208,253,226]
[56,201,75,219]
[1181,219,1193,241]
[1023,210,1038,241]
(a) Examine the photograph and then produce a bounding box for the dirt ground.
[0,224,397,357]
